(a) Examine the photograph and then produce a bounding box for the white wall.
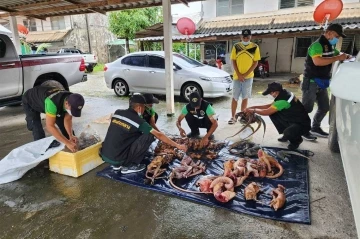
[314,0,359,6]
[244,0,279,14]
[202,0,360,18]
[257,38,278,73]
[202,0,216,19]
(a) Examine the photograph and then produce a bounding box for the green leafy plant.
[108,7,162,54]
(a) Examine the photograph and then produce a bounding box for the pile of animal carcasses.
[193,149,286,210]
[154,137,226,160]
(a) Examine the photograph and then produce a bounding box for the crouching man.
[176,92,218,148]
[244,82,311,150]
[22,86,85,152]
[100,93,187,174]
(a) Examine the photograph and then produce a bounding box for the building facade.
[1,14,116,63]
[199,0,360,74]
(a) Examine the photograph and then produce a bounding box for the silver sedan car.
[104,51,232,100]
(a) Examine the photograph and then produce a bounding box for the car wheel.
[113,79,129,97]
[182,83,203,102]
[328,95,340,153]
[41,80,65,90]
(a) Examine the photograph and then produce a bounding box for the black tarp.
[97,143,311,224]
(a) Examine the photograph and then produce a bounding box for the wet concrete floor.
[0,73,357,239]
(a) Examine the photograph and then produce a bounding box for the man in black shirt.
[100,93,187,174]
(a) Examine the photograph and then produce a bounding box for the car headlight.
[200,76,232,83]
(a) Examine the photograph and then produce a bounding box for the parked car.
[104,51,232,101]
[328,52,360,237]
[57,48,97,73]
[0,32,87,107]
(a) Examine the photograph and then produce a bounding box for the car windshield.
[173,53,203,68]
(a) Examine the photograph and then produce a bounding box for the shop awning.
[25,29,71,43]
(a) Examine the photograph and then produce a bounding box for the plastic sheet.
[97,143,310,224]
[0,137,64,184]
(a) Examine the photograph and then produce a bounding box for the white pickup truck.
[328,52,360,238]
[57,48,97,73]
[0,32,87,107]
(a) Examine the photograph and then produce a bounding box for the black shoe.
[310,128,329,138]
[288,138,303,150]
[187,131,200,138]
[278,136,288,142]
[302,132,317,141]
[121,164,146,174]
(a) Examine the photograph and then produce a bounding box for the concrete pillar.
[162,0,175,116]
[9,16,21,55]
[200,42,205,62]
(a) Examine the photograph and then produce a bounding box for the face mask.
[329,37,338,46]
[242,41,250,46]
[66,109,72,116]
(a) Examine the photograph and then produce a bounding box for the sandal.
[228,117,236,125]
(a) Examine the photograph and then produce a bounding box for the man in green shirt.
[22,86,85,152]
[100,93,187,174]
[245,82,311,150]
[142,93,160,132]
[176,92,218,148]
[302,23,349,140]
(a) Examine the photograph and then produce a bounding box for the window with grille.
[216,0,244,16]
[280,0,313,9]
[295,36,318,57]
[23,19,37,32]
[51,16,66,30]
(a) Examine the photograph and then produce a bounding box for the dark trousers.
[23,103,70,141]
[302,79,329,130]
[124,134,155,166]
[185,114,213,134]
[270,113,310,144]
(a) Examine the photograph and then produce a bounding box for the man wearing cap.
[228,29,261,125]
[22,86,85,152]
[100,93,187,174]
[301,23,350,140]
[142,93,160,132]
[176,92,218,147]
[244,82,311,150]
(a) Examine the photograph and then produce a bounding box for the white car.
[329,52,360,237]
[104,51,232,100]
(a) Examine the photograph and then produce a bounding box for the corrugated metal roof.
[25,29,71,43]
[136,23,360,41]
[0,0,200,19]
[196,3,360,35]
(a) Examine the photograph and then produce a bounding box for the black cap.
[67,93,85,117]
[262,82,283,96]
[242,29,252,37]
[143,93,159,104]
[130,93,146,104]
[189,92,201,108]
[327,23,346,38]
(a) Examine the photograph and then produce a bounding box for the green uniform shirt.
[181,104,216,116]
[308,42,340,82]
[139,122,153,134]
[45,98,66,117]
[272,100,291,111]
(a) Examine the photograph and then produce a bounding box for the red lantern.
[17,24,29,35]
[313,0,343,24]
[176,17,196,36]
